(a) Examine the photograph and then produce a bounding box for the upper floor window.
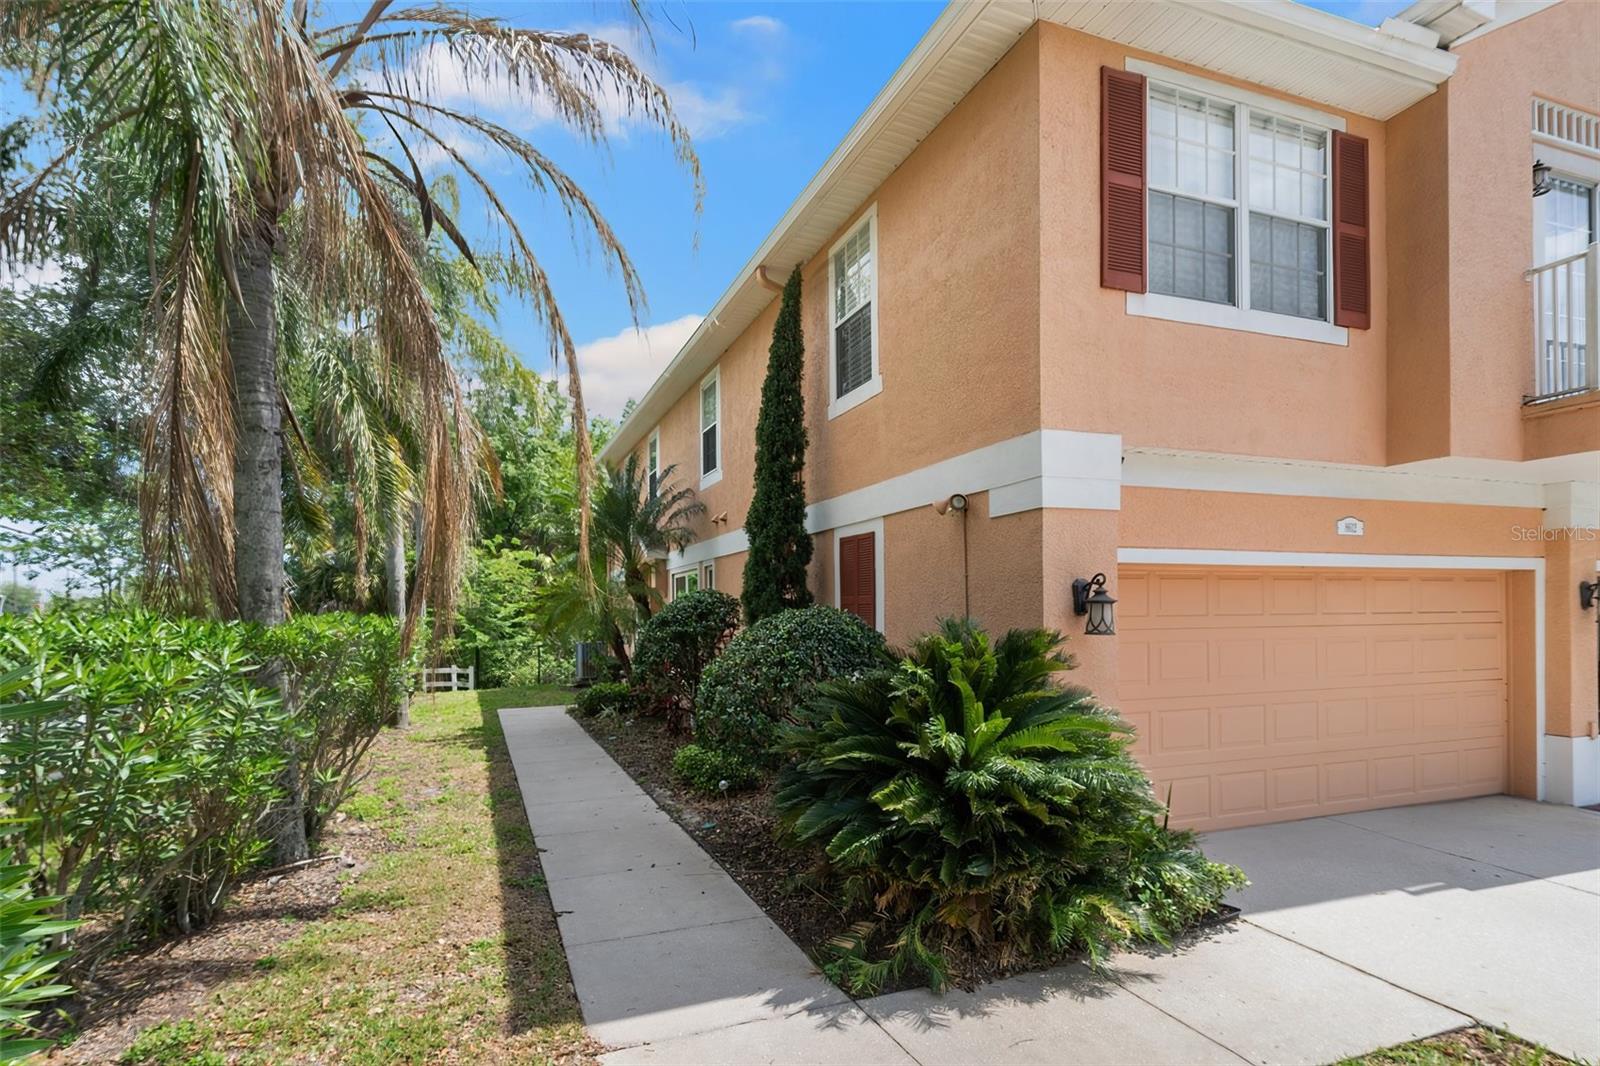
[646,430,660,499]
[1541,177,1595,262]
[1147,79,1331,324]
[699,369,721,488]
[829,206,882,419]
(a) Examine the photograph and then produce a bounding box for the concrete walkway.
[502,707,1597,1065]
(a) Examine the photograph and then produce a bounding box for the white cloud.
[550,314,704,420]
[731,15,785,36]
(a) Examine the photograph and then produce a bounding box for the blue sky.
[449,0,1414,418]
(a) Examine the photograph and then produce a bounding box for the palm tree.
[0,0,698,860]
[593,455,705,622]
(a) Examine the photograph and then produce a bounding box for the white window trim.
[827,204,883,421]
[670,565,700,600]
[1530,144,1598,268]
[647,428,661,495]
[1128,58,1349,347]
[832,517,885,633]
[701,560,715,591]
[698,367,722,490]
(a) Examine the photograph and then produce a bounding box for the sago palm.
[776,619,1245,993]
[0,0,698,860]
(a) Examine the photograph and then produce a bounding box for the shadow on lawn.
[477,696,586,1038]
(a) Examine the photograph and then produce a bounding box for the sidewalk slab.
[1109,922,1468,1065]
[599,1001,917,1065]
[861,963,1245,1066]
[501,706,886,1057]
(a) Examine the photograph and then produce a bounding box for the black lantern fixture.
[1582,580,1599,611]
[1533,159,1554,198]
[1072,572,1117,636]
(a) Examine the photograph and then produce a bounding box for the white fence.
[420,665,475,692]
[1527,243,1596,401]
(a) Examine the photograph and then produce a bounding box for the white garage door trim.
[1117,548,1547,802]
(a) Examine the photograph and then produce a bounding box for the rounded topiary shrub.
[632,589,741,733]
[696,605,886,764]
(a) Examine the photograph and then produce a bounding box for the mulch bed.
[574,709,1222,994]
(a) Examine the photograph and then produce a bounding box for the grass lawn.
[1338,1027,1576,1066]
[114,685,595,1066]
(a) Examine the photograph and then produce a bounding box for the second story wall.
[636,27,1046,550]
[1038,22,1392,467]
[1389,1,1600,463]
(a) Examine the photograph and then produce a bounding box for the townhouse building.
[599,0,1600,826]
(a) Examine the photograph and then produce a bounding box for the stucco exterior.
[619,2,1600,815]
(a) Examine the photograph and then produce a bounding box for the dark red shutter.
[839,533,876,628]
[1101,66,1147,292]
[1332,130,1371,330]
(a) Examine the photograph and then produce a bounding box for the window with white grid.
[1146,79,1333,324]
[831,214,876,405]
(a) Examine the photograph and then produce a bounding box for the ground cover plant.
[696,605,886,765]
[774,620,1246,994]
[631,589,740,732]
[671,743,762,795]
[1338,1026,1573,1066]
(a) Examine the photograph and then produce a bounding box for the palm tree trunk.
[385,504,409,728]
[229,222,307,865]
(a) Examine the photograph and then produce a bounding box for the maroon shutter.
[839,533,876,628]
[1101,66,1147,292]
[1332,130,1371,329]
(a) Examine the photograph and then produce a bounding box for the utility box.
[574,642,604,685]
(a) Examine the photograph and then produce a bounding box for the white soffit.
[600,0,1457,464]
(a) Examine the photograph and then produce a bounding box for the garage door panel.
[1118,567,1509,831]
[1119,624,1505,700]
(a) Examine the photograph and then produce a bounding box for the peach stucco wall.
[1543,528,1600,738]
[1523,391,1600,460]
[635,28,1044,550]
[1388,1,1600,462]
[1037,24,1391,466]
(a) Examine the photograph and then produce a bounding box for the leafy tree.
[741,266,812,623]
[593,455,704,622]
[448,540,567,688]
[2,3,698,861]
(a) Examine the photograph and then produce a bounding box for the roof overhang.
[600,0,1458,466]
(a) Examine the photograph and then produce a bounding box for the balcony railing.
[1526,243,1598,403]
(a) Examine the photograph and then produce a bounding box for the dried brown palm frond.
[2,0,698,638]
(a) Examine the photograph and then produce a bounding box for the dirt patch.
[1341,1025,1577,1065]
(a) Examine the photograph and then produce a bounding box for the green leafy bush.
[0,852,78,1065]
[573,681,633,718]
[0,608,415,964]
[697,606,886,764]
[632,590,740,733]
[448,542,569,687]
[0,610,290,952]
[253,612,419,839]
[671,744,762,795]
[775,620,1246,995]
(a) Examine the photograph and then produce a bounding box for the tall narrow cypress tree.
[741,265,813,623]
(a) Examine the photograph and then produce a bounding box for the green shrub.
[0,610,290,953]
[775,619,1246,995]
[573,681,633,718]
[671,744,762,795]
[0,609,415,964]
[632,590,740,733]
[0,852,77,1065]
[697,606,885,764]
[252,612,419,841]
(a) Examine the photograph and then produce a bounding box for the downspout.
[755,265,786,293]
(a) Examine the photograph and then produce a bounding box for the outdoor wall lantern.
[1533,159,1554,197]
[1581,580,1598,611]
[1072,573,1117,636]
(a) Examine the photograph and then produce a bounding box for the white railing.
[1526,243,1598,402]
[1533,98,1600,155]
[420,665,475,692]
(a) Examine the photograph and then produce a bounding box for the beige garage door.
[1118,567,1508,831]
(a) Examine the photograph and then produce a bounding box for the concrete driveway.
[1200,797,1600,1063]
